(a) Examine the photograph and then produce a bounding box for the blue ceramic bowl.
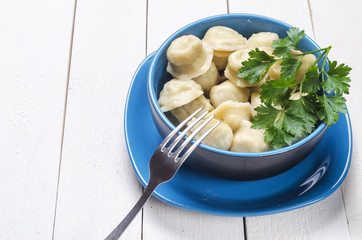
[147,13,328,180]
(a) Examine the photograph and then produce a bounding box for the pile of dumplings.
[158,26,316,152]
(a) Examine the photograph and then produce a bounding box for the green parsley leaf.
[238,48,276,84]
[251,105,294,149]
[317,94,346,126]
[239,27,351,149]
[272,27,305,57]
[328,60,351,77]
[251,104,304,149]
[288,95,319,133]
[249,48,276,61]
[282,111,306,137]
[301,65,321,94]
[323,60,351,94]
[260,78,295,105]
[280,57,303,79]
[287,27,306,46]
[272,38,295,58]
[251,104,281,129]
[264,126,295,150]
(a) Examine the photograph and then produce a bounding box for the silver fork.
[105,107,220,240]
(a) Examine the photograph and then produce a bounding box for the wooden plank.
[244,191,349,240]
[229,0,314,37]
[144,1,246,239]
[0,0,75,239]
[52,0,146,239]
[147,0,228,53]
[229,0,351,239]
[144,197,245,240]
[309,0,362,238]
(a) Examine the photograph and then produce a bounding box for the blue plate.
[124,53,352,216]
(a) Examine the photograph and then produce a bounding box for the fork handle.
[105,180,159,240]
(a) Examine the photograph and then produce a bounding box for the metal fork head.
[148,107,220,185]
[104,107,221,240]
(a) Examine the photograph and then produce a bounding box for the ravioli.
[209,80,250,108]
[268,50,316,83]
[250,91,262,117]
[208,101,252,132]
[188,118,233,151]
[193,61,219,94]
[166,35,213,79]
[247,32,279,49]
[203,26,247,51]
[225,49,267,87]
[170,95,214,122]
[158,79,203,112]
[230,120,270,152]
[203,26,247,70]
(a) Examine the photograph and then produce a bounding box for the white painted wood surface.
[144,1,246,240]
[310,1,362,239]
[1,0,361,239]
[0,0,75,239]
[228,0,351,239]
[52,0,146,239]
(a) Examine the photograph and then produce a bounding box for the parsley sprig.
[238,27,351,149]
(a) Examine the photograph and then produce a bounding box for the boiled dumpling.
[193,61,219,94]
[250,86,262,94]
[188,118,233,151]
[213,51,233,70]
[208,101,252,132]
[170,95,214,123]
[203,26,248,51]
[209,80,250,107]
[225,49,267,87]
[268,50,303,80]
[230,120,269,152]
[248,32,279,56]
[289,92,307,100]
[247,32,279,54]
[250,91,262,117]
[166,35,213,79]
[158,78,203,112]
[268,60,282,80]
[268,51,316,83]
[295,53,316,83]
[203,26,247,70]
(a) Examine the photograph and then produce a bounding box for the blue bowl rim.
[148,13,327,158]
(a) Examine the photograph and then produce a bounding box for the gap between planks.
[243,217,248,240]
[51,0,78,239]
[307,0,316,40]
[308,0,351,235]
[141,1,149,239]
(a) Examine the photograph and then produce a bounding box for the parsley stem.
[288,81,301,104]
[320,46,331,82]
[290,47,330,59]
[296,46,305,53]
[302,47,331,56]
[313,49,327,66]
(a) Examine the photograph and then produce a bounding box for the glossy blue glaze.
[147,14,329,180]
[124,53,352,216]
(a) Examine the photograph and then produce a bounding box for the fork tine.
[173,114,218,160]
[160,107,204,150]
[165,110,209,155]
[179,119,221,163]
[105,111,221,239]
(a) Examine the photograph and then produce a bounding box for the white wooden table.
[1,0,361,239]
